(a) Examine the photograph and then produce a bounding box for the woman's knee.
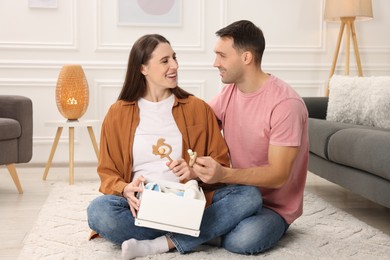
[87,196,104,222]
[87,195,126,227]
[88,195,111,216]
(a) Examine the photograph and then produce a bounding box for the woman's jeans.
[87,185,261,254]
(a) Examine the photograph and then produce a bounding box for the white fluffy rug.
[19,182,390,259]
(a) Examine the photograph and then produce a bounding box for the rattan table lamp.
[56,65,89,121]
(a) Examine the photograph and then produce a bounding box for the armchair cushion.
[0,95,33,164]
[0,118,21,140]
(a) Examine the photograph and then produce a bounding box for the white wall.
[0,0,389,164]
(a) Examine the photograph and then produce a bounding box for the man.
[193,20,309,254]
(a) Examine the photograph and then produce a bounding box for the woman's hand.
[123,175,145,217]
[167,159,196,181]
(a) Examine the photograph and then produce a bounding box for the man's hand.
[193,156,226,184]
[123,176,145,217]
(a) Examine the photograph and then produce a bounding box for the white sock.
[121,236,169,259]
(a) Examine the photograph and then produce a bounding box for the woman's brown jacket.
[97,95,230,196]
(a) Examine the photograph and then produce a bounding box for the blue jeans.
[222,207,289,255]
[87,185,261,254]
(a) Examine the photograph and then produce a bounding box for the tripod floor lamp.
[324,0,373,96]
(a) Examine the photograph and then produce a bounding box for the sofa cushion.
[0,118,21,141]
[327,75,390,129]
[327,128,390,181]
[308,118,367,160]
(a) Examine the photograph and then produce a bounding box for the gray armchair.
[0,95,33,193]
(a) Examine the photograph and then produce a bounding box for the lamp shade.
[324,0,373,21]
[55,65,89,120]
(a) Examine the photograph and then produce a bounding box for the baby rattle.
[152,138,173,162]
[152,138,197,167]
[187,149,197,167]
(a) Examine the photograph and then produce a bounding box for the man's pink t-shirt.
[209,75,309,224]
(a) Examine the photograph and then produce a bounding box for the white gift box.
[135,179,206,237]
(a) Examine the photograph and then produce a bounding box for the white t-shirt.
[132,95,182,182]
[209,75,309,224]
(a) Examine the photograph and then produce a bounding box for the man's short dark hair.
[216,20,265,67]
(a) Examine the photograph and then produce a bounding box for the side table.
[42,120,100,184]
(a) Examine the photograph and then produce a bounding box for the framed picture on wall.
[118,0,182,27]
[29,0,58,8]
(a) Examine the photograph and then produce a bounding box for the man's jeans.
[222,207,290,254]
[87,185,261,254]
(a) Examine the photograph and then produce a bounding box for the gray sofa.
[303,97,390,208]
[0,95,33,193]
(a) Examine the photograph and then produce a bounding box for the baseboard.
[15,162,98,168]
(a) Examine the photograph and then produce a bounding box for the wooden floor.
[0,166,389,259]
